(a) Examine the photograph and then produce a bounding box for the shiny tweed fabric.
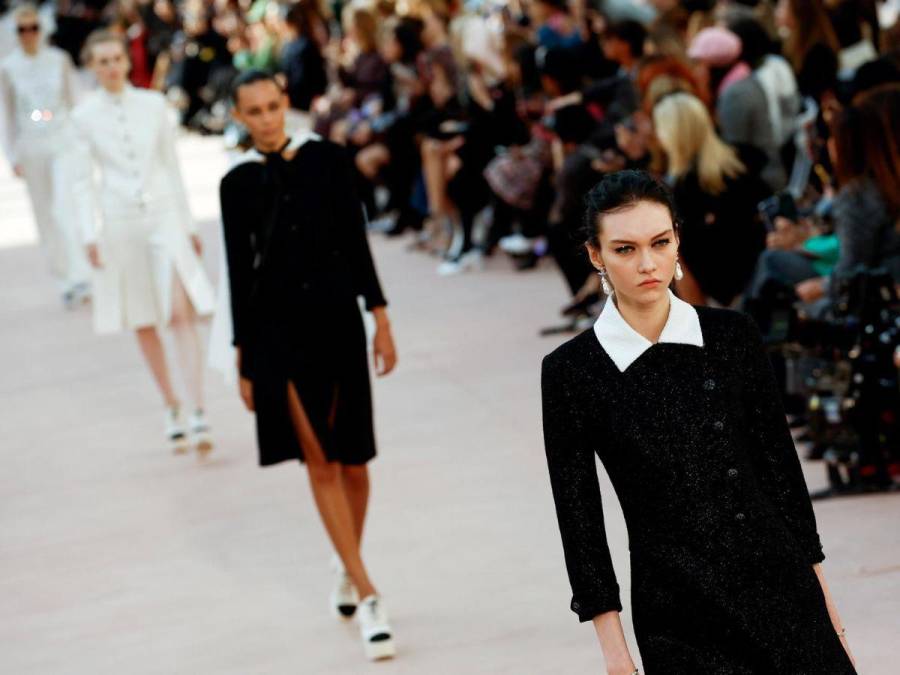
[541,306,856,674]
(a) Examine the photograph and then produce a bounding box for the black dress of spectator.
[281,2,327,111]
[673,144,771,305]
[778,0,840,101]
[168,11,232,127]
[139,0,180,74]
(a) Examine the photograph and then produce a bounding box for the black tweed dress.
[541,305,856,674]
[221,139,386,467]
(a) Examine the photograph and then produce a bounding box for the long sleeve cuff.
[795,530,826,565]
[571,588,623,623]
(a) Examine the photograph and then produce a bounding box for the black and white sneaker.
[330,556,358,620]
[357,594,396,661]
[188,409,213,455]
[165,405,188,454]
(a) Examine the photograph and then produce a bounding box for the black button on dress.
[541,306,856,673]
[220,139,387,466]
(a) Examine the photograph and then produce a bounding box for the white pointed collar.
[593,288,704,372]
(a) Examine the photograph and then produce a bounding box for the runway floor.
[1,134,898,674]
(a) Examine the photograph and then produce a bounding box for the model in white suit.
[0,5,90,305]
[70,30,216,453]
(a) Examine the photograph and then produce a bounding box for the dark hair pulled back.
[581,170,680,248]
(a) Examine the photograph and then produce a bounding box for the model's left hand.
[373,325,397,377]
[795,277,825,302]
[191,234,203,257]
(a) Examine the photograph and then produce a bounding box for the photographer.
[747,84,900,312]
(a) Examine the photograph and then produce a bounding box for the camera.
[757,191,799,233]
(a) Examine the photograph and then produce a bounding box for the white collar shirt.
[593,288,705,372]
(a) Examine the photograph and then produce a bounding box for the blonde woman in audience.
[653,92,770,306]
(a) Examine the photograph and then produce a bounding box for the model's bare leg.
[168,274,205,411]
[421,138,448,216]
[341,465,370,544]
[286,382,377,598]
[136,326,178,407]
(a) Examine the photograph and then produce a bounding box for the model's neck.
[255,134,289,154]
[104,81,127,95]
[22,44,40,56]
[615,292,671,344]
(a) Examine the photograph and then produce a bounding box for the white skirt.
[92,204,216,334]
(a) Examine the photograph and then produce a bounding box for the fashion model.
[0,3,90,306]
[541,170,856,674]
[69,30,216,454]
[219,70,398,661]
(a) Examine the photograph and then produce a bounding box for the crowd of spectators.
[9,0,900,328]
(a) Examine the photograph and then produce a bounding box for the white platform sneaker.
[164,405,188,454]
[330,556,358,620]
[357,594,396,661]
[188,409,213,456]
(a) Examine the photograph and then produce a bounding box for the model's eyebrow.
[609,228,673,244]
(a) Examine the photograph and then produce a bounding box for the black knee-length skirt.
[244,303,377,467]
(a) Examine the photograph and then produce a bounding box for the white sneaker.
[188,409,213,455]
[498,233,535,255]
[357,594,396,661]
[165,405,189,454]
[330,558,359,620]
[367,212,397,233]
[61,281,91,309]
[437,249,485,276]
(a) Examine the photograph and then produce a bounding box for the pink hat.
[687,27,742,67]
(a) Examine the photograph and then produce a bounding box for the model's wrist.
[604,656,637,675]
[372,307,390,328]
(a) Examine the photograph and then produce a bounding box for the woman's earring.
[597,267,613,295]
[674,259,684,281]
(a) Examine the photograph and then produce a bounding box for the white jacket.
[0,45,78,164]
[70,85,198,244]
[69,85,214,333]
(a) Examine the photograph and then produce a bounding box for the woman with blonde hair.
[653,92,769,305]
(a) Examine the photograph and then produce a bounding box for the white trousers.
[19,142,91,291]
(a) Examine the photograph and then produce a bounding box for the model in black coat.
[220,135,387,466]
[541,303,856,673]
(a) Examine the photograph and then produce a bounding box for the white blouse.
[593,288,705,372]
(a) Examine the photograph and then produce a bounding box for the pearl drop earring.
[597,267,613,295]
[674,259,684,281]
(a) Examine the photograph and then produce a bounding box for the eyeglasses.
[17,23,40,35]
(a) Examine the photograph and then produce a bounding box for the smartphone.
[758,192,798,232]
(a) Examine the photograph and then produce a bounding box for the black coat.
[541,306,856,674]
[673,146,770,306]
[220,139,387,466]
[281,38,327,112]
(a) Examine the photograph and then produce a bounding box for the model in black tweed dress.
[221,71,398,661]
[541,171,856,674]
